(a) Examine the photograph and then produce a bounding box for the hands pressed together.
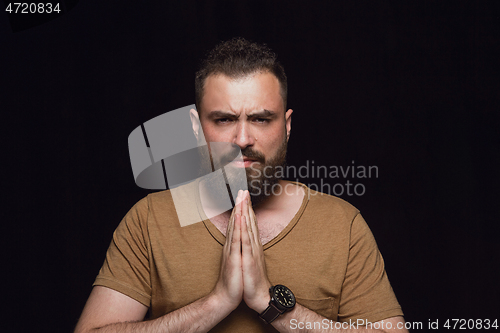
[212,190,272,314]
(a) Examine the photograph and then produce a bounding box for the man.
[75,38,408,332]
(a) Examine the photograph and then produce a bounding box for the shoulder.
[123,190,174,217]
[145,189,174,208]
[298,181,360,223]
[279,181,362,241]
[118,189,175,230]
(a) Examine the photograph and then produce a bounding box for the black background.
[2,1,499,332]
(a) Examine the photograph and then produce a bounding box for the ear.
[285,108,293,142]
[190,108,201,142]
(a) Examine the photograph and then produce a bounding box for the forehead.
[200,72,284,115]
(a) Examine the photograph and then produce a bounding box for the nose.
[233,121,255,149]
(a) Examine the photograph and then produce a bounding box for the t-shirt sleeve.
[338,213,403,323]
[93,197,152,307]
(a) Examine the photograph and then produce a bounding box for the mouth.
[231,158,260,168]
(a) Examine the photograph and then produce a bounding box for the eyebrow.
[207,109,278,119]
[247,109,277,118]
[208,110,237,119]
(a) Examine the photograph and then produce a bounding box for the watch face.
[273,285,296,309]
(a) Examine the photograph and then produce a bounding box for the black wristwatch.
[259,285,296,324]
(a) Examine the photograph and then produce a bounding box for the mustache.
[241,147,265,163]
[213,146,265,167]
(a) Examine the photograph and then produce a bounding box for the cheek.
[201,123,223,142]
[267,125,287,144]
[208,130,234,143]
[263,130,286,154]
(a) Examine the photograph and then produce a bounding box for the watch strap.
[259,302,284,324]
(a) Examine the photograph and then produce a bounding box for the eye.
[215,118,233,124]
[254,118,269,124]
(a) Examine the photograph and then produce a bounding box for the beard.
[243,137,287,206]
[197,134,288,207]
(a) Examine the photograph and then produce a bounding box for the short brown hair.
[195,37,287,113]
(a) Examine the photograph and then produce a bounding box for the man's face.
[197,72,293,204]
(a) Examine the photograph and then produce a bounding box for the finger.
[247,197,261,246]
[235,190,243,221]
[241,215,253,258]
[225,196,238,248]
[226,190,242,248]
[225,212,235,251]
[230,190,243,220]
[230,213,242,255]
[247,193,259,247]
[242,191,255,242]
[235,189,245,207]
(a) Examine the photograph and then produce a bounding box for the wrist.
[259,284,296,324]
[252,291,272,313]
[246,281,272,313]
[207,289,239,314]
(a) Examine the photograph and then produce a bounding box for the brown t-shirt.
[93,182,403,332]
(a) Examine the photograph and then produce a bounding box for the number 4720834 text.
[5,3,61,14]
